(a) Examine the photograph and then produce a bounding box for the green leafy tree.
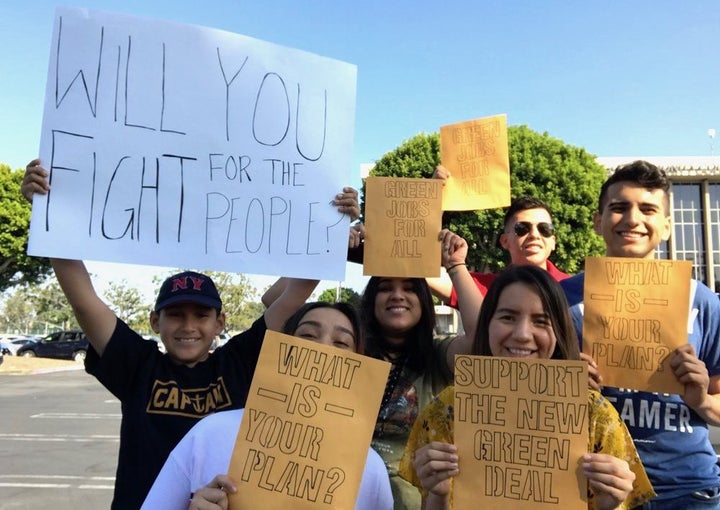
[207,271,260,332]
[30,277,78,330]
[364,126,606,273]
[0,163,52,292]
[105,279,153,333]
[317,286,361,307]
[234,300,265,333]
[0,285,38,333]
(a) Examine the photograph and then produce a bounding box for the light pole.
[709,128,716,156]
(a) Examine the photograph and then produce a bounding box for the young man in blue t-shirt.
[561,160,720,509]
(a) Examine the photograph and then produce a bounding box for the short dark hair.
[283,301,364,354]
[598,160,670,212]
[472,265,580,361]
[503,196,552,229]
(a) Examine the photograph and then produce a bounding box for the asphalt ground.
[0,361,118,509]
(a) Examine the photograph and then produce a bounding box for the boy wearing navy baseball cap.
[22,159,360,510]
[150,270,225,368]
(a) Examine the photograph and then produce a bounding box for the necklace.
[377,355,405,423]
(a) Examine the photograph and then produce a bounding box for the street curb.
[32,365,85,375]
[0,363,85,376]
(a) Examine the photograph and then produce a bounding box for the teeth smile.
[507,348,534,356]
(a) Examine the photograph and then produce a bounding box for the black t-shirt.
[85,316,266,510]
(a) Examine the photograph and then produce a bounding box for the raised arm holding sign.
[29,6,357,281]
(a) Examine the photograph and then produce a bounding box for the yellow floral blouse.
[398,386,655,509]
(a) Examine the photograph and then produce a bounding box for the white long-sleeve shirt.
[141,408,393,510]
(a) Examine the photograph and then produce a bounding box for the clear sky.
[2,0,720,297]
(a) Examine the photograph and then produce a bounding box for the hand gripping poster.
[227,331,390,509]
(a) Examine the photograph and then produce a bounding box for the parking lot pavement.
[0,369,119,509]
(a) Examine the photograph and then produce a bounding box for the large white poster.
[29,7,357,280]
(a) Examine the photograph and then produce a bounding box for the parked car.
[17,330,89,363]
[0,335,38,356]
[141,334,166,353]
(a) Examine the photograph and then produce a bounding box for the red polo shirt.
[448,260,570,308]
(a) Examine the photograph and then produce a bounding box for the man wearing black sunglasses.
[428,196,569,306]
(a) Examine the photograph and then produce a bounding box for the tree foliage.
[207,271,260,332]
[0,163,52,293]
[0,285,38,333]
[364,126,606,273]
[105,280,152,333]
[317,286,361,307]
[29,277,78,330]
[234,301,266,332]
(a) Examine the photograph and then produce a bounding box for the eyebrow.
[296,319,356,340]
[494,307,549,317]
[607,198,661,209]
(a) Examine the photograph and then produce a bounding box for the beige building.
[597,156,720,293]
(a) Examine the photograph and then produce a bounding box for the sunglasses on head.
[512,221,555,238]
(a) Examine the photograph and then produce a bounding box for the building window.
[672,183,705,282]
[709,184,720,293]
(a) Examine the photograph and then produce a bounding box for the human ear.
[660,214,672,241]
[215,311,227,335]
[150,311,160,333]
[498,232,510,250]
[592,211,602,235]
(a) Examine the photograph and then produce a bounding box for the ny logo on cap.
[171,276,205,293]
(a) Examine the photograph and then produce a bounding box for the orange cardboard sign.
[363,176,443,277]
[439,114,510,211]
[454,355,588,510]
[583,257,692,393]
[228,331,390,510]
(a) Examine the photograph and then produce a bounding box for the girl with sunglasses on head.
[398,265,655,510]
[141,301,393,510]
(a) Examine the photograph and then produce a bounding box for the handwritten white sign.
[29,7,357,280]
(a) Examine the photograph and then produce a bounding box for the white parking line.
[0,483,72,488]
[0,475,115,490]
[0,475,115,481]
[0,433,118,442]
[30,412,121,419]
